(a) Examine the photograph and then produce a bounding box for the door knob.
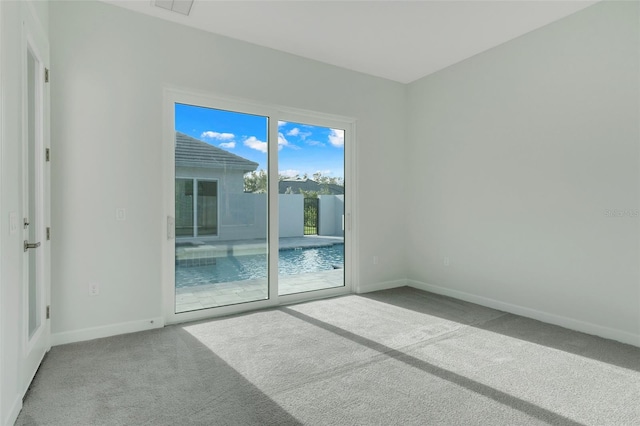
[24,241,41,252]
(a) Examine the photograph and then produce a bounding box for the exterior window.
[175,178,217,237]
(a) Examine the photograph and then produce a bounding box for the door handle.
[24,241,41,252]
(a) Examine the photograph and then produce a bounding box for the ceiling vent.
[153,0,194,16]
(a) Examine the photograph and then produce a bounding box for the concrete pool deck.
[176,235,344,265]
[174,235,345,312]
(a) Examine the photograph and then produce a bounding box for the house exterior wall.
[175,166,246,194]
[175,165,254,240]
[174,193,308,242]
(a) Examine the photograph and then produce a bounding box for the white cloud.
[280,169,300,178]
[328,129,344,147]
[201,131,235,141]
[219,141,236,149]
[279,133,302,150]
[278,132,289,147]
[244,133,299,153]
[287,128,313,140]
[307,140,326,147]
[278,121,287,127]
[244,136,267,153]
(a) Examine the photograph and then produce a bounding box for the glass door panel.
[27,48,41,338]
[174,104,269,313]
[277,121,345,296]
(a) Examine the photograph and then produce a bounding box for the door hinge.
[44,68,49,83]
[46,227,51,241]
[46,305,50,319]
[45,148,50,162]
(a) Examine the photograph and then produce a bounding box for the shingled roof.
[175,132,258,172]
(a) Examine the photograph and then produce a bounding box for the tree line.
[244,170,343,198]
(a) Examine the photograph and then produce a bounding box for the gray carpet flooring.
[16,287,640,425]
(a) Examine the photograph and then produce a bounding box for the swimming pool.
[176,244,344,288]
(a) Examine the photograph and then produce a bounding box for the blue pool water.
[176,244,344,288]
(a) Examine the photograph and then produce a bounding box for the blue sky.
[175,103,344,180]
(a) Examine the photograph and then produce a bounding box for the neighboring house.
[175,132,258,239]
[279,178,344,195]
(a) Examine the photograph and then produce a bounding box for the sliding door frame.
[162,88,356,324]
[275,108,355,304]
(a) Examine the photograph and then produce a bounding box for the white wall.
[1,1,49,424]
[279,194,304,238]
[49,0,406,341]
[319,194,344,237]
[407,1,640,345]
[1,2,25,421]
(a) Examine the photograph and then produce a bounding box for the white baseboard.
[4,395,21,426]
[51,317,165,346]
[356,279,407,294]
[408,280,640,348]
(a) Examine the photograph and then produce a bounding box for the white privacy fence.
[212,194,344,241]
[318,195,345,237]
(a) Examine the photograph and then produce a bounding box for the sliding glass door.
[165,91,352,321]
[277,120,345,296]
[174,104,269,313]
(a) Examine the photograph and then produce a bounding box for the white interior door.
[21,12,50,395]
